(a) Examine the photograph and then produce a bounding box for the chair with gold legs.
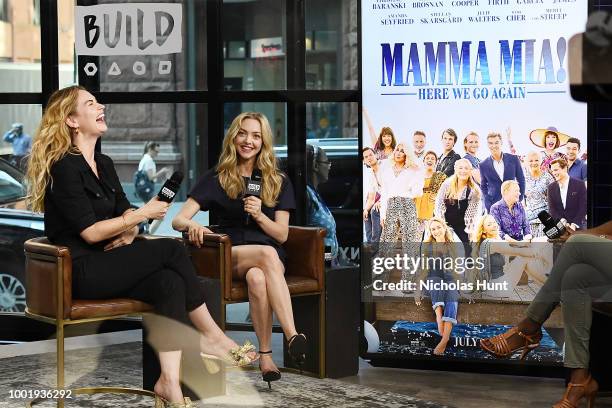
[24,237,156,407]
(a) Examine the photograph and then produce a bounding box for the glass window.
[0,105,41,315]
[305,0,357,90]
[305,102,359,264]
[100,103,208,236]
[0,0,9,22]
[62,0,208,91]
[32,0,40,26]
[58,0,77,88]
[0,1,42,92]
[223,0,286,90]
[306,101,357,140]
[0,104,41,167]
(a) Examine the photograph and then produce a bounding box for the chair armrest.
[24,237,72,319]
[186,233,233,297]
[284,226,326,289]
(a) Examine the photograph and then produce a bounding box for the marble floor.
[1,330,611,408]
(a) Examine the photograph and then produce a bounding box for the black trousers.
[72,238,207,351]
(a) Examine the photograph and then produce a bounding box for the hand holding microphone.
[538,210,570,240]
[146,171,184,224]
[244,169,263,225]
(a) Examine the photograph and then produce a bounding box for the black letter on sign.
[84,15,99,48]
[137,9,153,50]
[155,11,174,46]
[104,11,122,48]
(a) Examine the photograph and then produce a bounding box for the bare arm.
[572,221,612,238]
[248,199,290,243]
[81,199,168,244]
[172,197,202,232]
[362,108,378,146]
[172,197,213,247]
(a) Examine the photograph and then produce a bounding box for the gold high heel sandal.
[200,340,258,374]
[479,327,542,360]
[553,375,598,408]
[154,395,195,408]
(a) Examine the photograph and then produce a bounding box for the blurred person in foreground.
[480,221,612,408]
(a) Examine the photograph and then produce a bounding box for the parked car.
[0,158,43,312]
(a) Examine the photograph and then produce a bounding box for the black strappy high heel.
[259,350,281,389]
[287,334,308,373]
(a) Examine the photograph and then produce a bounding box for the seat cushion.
[228,275,320,301]
[71,298,153,320]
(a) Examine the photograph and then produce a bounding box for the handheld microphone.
[148,171,183,224]
[244,169,262,225]
[538,210,567,239]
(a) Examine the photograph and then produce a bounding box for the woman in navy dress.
[173,112,307,387]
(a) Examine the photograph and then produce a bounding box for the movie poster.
[361,0,588,361]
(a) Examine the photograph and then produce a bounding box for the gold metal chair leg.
[57,320,65,408]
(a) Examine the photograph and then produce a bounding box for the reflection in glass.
[99,103,207,235]
[305,102,360,263]
[306,102,357,139]
[58,0,77,88]
[306,0,357,90]
[0,105,41,164]
[223,0,286,90]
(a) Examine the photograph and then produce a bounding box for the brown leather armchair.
[187,226,327,377]
[24,236,156,407]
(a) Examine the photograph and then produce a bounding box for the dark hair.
[544,131,560,149]
[441,128,457,144]
[375,127,397,151]
[566,137,581,149]
[413,130,426,138]
[144,141,160,154]
[362,147,375,155]
[550,158,568,169]
[423,150,438,162]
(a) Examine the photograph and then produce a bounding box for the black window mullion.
[286,0,307,225]
[207,0,223,225]
[40,0,59,107]
[76,0,100,91]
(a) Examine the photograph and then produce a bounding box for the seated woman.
[27,86,256,408]
[415,217,464,355]
[172,112,307,388]
[480,222,612,408]
[489,180,532,242]
[471,215,552,297]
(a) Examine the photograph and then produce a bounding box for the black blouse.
[44,152,132,260]
[188,169,295,260]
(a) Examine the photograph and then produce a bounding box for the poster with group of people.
[361,0,587,361]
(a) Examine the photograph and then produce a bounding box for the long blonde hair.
[471,214,498,243]
[423,217,455,244]
[26,85,84,212]
[216,112,283,207]
[421,217,460,277]
[444,158,479,200]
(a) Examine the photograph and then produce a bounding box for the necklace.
[392,164,403,177]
